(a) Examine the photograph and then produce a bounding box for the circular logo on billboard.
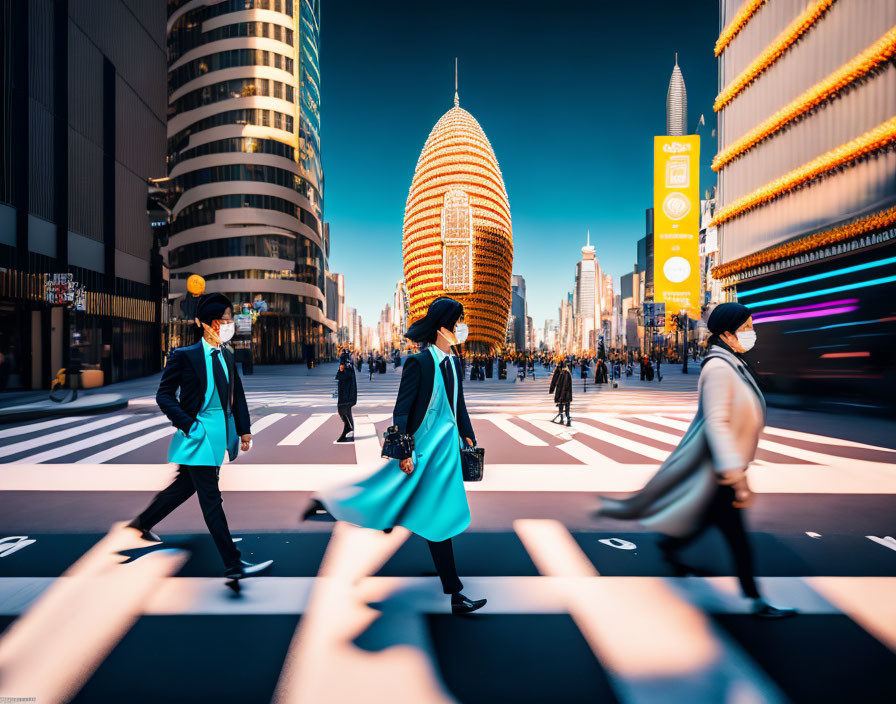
[662,192,690,221]
[663,256,691,283]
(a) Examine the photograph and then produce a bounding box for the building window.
[440,190,474,292]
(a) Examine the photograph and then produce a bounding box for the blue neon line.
[783,318,885,334]
[824,401,882,409]
[738,256,896,299]
[744,275,896,308]
[807,344,849,349]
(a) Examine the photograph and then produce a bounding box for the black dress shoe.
[301,499,334,522]
[451,593,487,615]
[126,520,161,543]
[336,436,354,443]
[752,599,797,619]
[224,559,274,580]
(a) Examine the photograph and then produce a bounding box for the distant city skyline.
[321,0,719,331]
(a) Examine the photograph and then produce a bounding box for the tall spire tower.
[666,53,688,136]
[454,57,459,107]
[582,230,595,260]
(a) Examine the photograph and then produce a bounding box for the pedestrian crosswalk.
[0,364,894,702]
[0,520,893,703]
[1,398,894,476]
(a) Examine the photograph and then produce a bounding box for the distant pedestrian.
[335,349,357,443]
[550,360,572,426]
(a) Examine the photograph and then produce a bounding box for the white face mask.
[454,322,469,344]
[736,329,756,352]
[218,322,235,344]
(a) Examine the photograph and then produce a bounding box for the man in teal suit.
[127,293,272,581]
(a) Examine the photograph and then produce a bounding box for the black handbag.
[460,445,485,482]
[381,425,414,461]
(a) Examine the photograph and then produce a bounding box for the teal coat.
[318,346,471,542]
[157,340,249,467]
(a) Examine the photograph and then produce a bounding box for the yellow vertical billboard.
[653,135,700,330]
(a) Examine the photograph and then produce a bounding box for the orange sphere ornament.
[187,274,206,296]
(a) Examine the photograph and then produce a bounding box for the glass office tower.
[166,0,333,363]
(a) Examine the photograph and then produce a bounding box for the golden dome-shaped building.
[402,96,513,351]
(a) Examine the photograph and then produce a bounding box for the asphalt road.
[0,362,893,703]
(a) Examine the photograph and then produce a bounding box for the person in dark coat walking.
[336,349,357,443]
[306,297,486,615]
[549,360,573,425]
[127,293,271,581]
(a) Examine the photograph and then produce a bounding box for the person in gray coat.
[596,303,795,619]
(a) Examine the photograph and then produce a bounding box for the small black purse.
[381,425,414,461]
[460,445,485,482]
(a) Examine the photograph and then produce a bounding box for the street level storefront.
[716,218,896,413]
[0,265,160,391]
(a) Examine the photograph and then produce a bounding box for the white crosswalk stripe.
[0,369,893,472]
[0,400,893,470]
[278,414,332,446]
[13,416,171,464]
[0,416,130,459]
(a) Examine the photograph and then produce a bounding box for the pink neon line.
[752,306,859,325]
[751,298,859,318]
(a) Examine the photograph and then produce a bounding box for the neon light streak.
[737,256,896,298]
[744,275,896,309]
[751,298,859,317]
[808,344,849,349]
[753,305,859,324]
[783,317,890,334]
[820,351,870,358]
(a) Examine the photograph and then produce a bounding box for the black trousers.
[135,464,241,569]
[557,402,571,420]
[337,404,354,436]
[661,485,760,599]
[427,538,463,594]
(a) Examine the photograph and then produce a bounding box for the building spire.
[454,57,459,107]
[586,229,590,247]
[666,53,687,136]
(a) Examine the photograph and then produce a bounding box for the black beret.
[196,293,233,324]
[405,297,463,343]
[707,302,752,335]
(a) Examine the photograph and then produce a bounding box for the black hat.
[195,293,233,324]
[707,302,752,335]
[405,297,463,343]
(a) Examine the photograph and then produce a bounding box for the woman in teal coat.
[307,297,486,614]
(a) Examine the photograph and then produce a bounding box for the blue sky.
[321,0,719,329]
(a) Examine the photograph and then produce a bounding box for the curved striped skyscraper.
[666,54,688,136]
[402,91,513,352]
[165,0,329,362]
